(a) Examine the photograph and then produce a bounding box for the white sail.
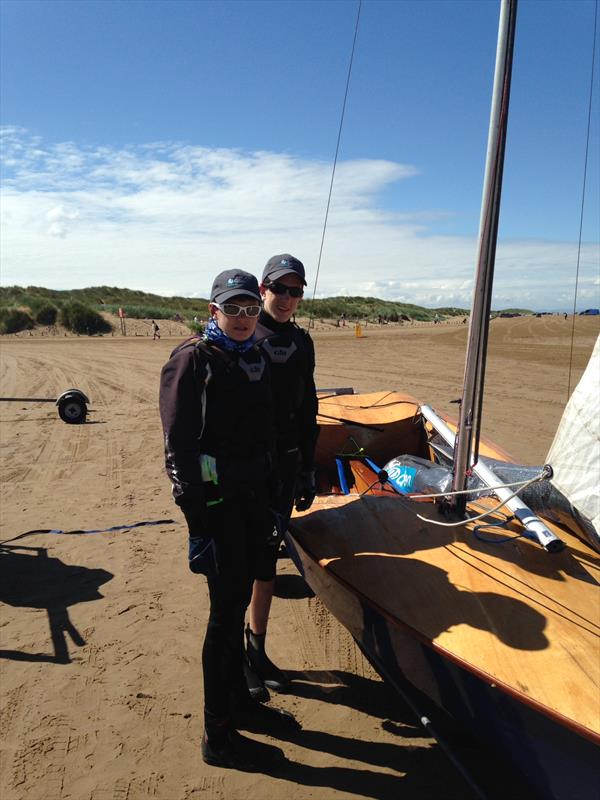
[547,335,600,536]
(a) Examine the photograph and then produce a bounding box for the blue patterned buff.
[204,316,256,352]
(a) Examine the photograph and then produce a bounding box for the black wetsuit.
[159,336,276,719]
[256,311,318,578]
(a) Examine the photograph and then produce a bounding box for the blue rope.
[1,519,176,545]
[472,518,524,545]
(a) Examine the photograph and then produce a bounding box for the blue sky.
[1,0,598,310]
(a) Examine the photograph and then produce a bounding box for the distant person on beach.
[159,269,296,770]
[244,254,318,702]
[152,320,160,340]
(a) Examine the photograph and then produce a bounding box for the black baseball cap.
[262,254,307,286]
[210,270,261,303]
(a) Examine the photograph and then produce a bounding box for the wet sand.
[1,315,598,800]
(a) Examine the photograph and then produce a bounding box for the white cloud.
[45,204,80,237]
[1,127,598,310]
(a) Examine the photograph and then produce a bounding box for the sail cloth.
[547,335,600,548]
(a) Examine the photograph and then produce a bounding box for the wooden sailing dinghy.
[286,389,600,799]
[285,1,600,796]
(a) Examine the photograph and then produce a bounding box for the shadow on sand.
[257,670,480,799]
[0,543,112,663]
[253,669,532,799]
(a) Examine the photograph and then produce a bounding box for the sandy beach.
[1,314,598,800]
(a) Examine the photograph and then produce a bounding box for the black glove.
[178,498,219,576]
[295,470,316,512]
[188,535,218,576]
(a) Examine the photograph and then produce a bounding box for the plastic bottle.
[383,454,453,495]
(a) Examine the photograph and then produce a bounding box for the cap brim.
[264,268,307,286]
[212,288,261,303]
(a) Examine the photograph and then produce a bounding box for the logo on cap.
[227,277,243,287]
[280,259,289,266]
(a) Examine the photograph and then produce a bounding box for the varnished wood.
[290,391,600,744]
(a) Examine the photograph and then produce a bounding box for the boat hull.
[285,530,600,800]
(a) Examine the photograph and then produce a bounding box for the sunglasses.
[266,281,304,298]
[212,302,261,318]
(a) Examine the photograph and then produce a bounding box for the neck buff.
[204,316,256,352]
[258,309,293,335]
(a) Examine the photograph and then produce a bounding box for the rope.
[308,0,362,327]
[361,471,545,502]
[415,473,546,527]
[473,519,523,545]
[407,469,547,500]
[0,519,176,545]
[353,462,546,526]
[567,0,598,399]
[360,479,393,497]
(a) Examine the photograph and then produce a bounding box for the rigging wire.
[567,0,598,400]
[415,472,549,527]
[358,464,546,519]
[351,472,526,534]
[358,471,547,499]
[308,0,362,327]
[408,469,548,500]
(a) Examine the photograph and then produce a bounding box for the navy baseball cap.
[210,270,261,303]
[262,254,307,286]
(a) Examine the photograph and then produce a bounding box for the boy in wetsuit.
[159,269,298,770]
[245,255,318,700]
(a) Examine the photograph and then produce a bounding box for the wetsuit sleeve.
[298,333,319,471]
[159,345,207,508]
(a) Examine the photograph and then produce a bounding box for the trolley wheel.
[57,394,88,424]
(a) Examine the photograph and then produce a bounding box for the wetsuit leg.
[253,451,299,582]
[201,500,254,719]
